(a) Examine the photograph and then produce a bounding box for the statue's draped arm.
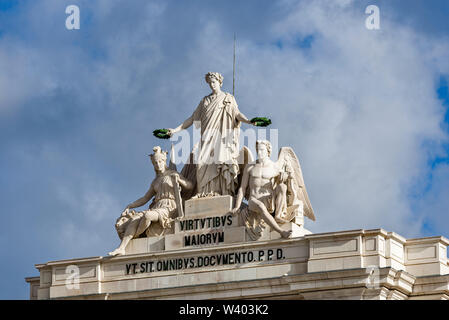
[172,114,194,134]
[126,182,155,209]
[227,94,252,125]
[170,100,204,134]
[235,110,253,125]
[175,173,194,191]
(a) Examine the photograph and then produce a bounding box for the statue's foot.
[280,230,292,239]
[108,248,126,256]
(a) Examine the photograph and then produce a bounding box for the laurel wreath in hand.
[250,117,272,127]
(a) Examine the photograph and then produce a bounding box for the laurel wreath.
[250,117,272,127]
[153,129,171,139]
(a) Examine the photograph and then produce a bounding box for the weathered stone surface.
[29,228,449,300]
[124,236,165,255]
[174,213,239,233]
[184,195,233,218]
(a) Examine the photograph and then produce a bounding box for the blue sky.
[1,0,449,299]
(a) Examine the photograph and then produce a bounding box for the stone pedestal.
[184,195,233,217]
[28,228,449,300]
[125,237,165,254]
[122,195,307,254]
[26,196,449,300]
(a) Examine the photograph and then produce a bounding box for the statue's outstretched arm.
[170,114,194,135]
[236,110,254,125]
[126,183,155,210]
[169,99,204,136]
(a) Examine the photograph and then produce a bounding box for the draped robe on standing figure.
[190,91,241,196]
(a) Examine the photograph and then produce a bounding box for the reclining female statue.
[108,146,193,256]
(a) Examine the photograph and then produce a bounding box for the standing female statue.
[108,146,193,256]
[168,72,256,197]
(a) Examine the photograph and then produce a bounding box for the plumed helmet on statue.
[149,146,168,163]
[205,72,224,87]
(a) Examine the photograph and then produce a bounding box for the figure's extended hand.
[167,128,176,137]
[231,207,240,216]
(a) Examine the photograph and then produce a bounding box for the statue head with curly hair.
[256,140,272,159]
[205,72,224,92]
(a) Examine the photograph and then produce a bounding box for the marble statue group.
[109,72,315,256]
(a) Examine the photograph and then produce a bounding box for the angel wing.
[236,146,254,200]
[276,147,315,221]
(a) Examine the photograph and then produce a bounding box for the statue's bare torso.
[235,156,291,239]
[246,159,279,210]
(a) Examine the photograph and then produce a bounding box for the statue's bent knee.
[144,210,157,220]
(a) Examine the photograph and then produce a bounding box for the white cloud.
[3,0,449,265]
[416,164,449,237]
[185,0,449,237]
